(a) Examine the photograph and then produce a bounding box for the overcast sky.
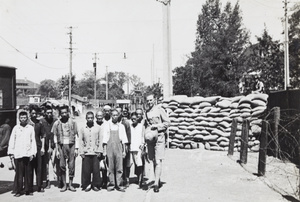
[0,0,294,85]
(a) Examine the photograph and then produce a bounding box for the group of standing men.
[7,94,170,197]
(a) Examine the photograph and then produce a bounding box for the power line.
[0,34,66,70]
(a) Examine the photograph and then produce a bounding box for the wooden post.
[228,118,238,156]
[240,119,249,164]
[258,120,268,176]
[274,107,280,158]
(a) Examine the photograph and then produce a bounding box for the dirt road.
[0,116,290,202]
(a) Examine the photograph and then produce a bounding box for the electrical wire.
[0,34,66,70]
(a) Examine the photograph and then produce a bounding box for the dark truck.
[0,65,16,157]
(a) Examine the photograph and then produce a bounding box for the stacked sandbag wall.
[162,94,268,152]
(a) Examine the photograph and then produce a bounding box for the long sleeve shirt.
[102,121,128,145]
[78,124,101,155]
[8,124,37,159]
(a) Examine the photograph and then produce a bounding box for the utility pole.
[93,53,98,106]
[123,53,129,97]
[284,0,290,90]
[152,44,155,85]
[157,0,173,99]
[106,66,108,100]
[67,26,73,114]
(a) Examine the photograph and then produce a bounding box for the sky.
[0,0,295,86]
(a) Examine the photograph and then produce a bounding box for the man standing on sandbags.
[144,94,170,193]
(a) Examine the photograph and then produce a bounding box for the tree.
[242,28,284,91]
[289,3,300,88]
[108,84,124,100]
[107,71,127,89]
[173,0,249,97]
[76,71,103,99]
[145,83,163,99]
[130,74,146,94]
[57,74,77,98]
[38,79,57,98]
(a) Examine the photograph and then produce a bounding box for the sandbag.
[217,137,229,142]
[216,100,231,108]
[202,96,220,104]
[230,102,239,109]
[199,102,212,109]
[251,99,266,107]
[219,141,229,147]
[184,108,194,113]
[169,126,179,132]
[174,108,185,114]
[193,134,204,141]
[179,112,190,117]
[203,134,218,141]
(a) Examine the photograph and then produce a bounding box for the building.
[16,78,39,95]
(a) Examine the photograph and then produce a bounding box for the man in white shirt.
[103,109,128,192]
[8,111,37,197]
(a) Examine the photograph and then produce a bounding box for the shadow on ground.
[0,180,14,194]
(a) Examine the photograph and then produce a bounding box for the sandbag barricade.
[164,94,268,151]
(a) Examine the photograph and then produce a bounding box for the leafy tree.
[145,83,163,99]
[242,28,284,91]
[38,79,57,98]
[108,84,124,100]
[57,74,77,98]
[174,0,249,97]
[107,71,127,89]
[289,3,300,88]
[130,74,146,94]
[76,71,103,99]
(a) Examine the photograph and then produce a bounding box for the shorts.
[147,141,165,161]
[131,151,142,167]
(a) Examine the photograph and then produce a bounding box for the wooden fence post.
[240,119,249,164]
[228,118,238,156]
[258,120,268,176]
[274,107,280,158]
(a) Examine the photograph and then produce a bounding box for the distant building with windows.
[16,78,39,95]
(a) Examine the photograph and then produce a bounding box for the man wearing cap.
[52,105,79,192]
[144,94,170,193]
[103,109,128,192]
[8,111,37,197]
[103,105,112,122]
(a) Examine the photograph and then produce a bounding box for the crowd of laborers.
[5,94,170,197]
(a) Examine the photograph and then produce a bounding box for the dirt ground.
[0,116,298,202]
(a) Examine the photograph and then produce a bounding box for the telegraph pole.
[93,53,98,106]
[157,0,173,99]
[106,66,108,100]
[67,26,73,114]
[283,0,290,90]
